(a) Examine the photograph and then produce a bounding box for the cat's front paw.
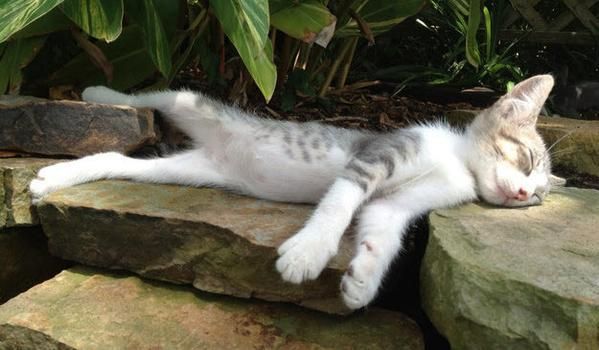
[30,152,122,203]
[340,252,381,309]
[29,162,74,203]
[276,229,336,284]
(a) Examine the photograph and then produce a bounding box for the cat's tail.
[82,86,242,141]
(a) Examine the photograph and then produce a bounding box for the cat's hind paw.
[276,230,336,284]
[340,254,381,309]
[82,86,131,106]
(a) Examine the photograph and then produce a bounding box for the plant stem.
[270,28,277,48]
[217,24,225,76]
[336,0,357,26]
[336,37,359,88]
[319,38,354,97]
[306,45,323,74]
[164,8,210,86]
[295,43,312,70]
[310,58,331,81]
[278,34,299,84]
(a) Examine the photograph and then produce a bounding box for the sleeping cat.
[30,74,557,310]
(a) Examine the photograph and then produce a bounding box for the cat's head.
[467,75,559,207]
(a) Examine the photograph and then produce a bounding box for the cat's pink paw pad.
[340,257,379,309]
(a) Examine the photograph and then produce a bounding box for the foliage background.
[1,0,598,109]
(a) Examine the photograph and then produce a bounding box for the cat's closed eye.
[517,146,534,176]
[527,148,535,173]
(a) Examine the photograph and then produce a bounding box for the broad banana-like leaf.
[10,8,71,39]
[61,0,124,42]
[0,37,46,93]
[50,26,155,90]
[211,0,276,101]
[337,0,426,37]
[270,0,336,47]
[152,0,182,39]
[125,0,172,77]
[0,0,64,42]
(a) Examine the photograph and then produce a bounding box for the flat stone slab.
[0,324,74,350]
[0,158,62,228]
[0,96,157,157]
[37,181,355,314]
[446,110,599,177]
[421,187,599,349]
[0,267,424,349]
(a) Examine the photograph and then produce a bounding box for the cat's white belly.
[222,142,348,203]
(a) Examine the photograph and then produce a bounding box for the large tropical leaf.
[50,25,155,90]
[0,37,46,93]
[10,7,71,40]
[152,0,182,38]
[0,0,64,43]
[337,0,426,37]
[211,0,276,101]
[270,0,336,47]
[125,0,172,77]
[61,0,124,42]
[211,1,269,51]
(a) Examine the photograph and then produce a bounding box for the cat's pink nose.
[514,188,528,201]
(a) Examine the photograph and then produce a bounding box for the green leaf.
[337,0,426,37]
[61,0,124,42]
[0,37,46,93]
[151,0,182,39]
[483,5,492,62]
[0,0,64,42]
[50,25,155,90]
[125,0,172,77]
[10,7,71,40]
[243,38,276,102]
[211,0,269,50]
[465,0,481,68]
[211,0,276,101]
[270,0,336,46]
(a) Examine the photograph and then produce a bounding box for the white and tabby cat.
[30,75,557,309]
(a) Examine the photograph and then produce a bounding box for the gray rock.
[0,158,62,228]
[0,324,74,350]
[37,180,355,314]
[0,267,424,349]
[0,96,157,157]
[421,187,599,349]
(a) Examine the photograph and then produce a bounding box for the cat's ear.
[493,75,554,127]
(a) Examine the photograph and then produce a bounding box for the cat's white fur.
[30,75,555,309]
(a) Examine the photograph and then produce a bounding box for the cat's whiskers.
[549,147,577,159]
[546,128,576,153]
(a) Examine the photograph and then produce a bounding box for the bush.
[0,0,426,101]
